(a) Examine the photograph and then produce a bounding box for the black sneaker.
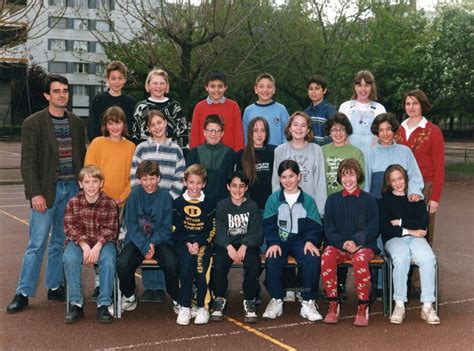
[65,304,84,324]
[210,297,226,321]
[141,289,155,302]
[153,289,165,303]
[97,305,113,324]
[244,299,258,323]
[90,287,100,302]
[48,286,65,301]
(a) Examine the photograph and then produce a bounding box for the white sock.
[395,300,404,308]
[423,302,432,310]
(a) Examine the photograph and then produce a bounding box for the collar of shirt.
[402,116,428,130]
[342,186,361,198]
[183,191,205,202]
[206,96,226,105]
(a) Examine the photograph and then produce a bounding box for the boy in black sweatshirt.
[210,171,263,323]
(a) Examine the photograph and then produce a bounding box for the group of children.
[62,60,441,328]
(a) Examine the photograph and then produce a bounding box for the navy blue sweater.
[173,194,216,246]
[324,190,379,253]
[378,192,428,244]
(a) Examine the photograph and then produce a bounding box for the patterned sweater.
[130,137,185,199]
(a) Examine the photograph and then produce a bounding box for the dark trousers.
[212,244,260,300]
[265,240,321,301]
[116,242,178,300]
[176,243,213,308]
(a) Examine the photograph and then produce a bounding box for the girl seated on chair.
[378,164,439,325]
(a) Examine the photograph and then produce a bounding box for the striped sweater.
[130,137,185,199]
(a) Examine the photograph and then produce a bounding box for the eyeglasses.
[330,128,346,133]
[205,128,222,134]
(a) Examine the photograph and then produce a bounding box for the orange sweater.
[85,137,135,202]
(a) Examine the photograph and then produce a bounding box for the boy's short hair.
[145,68,170,93]
[146,109,166,128]
[44,75,69,94]
[184,164,207,183]
[203,114,224,130]
[136,160,160,179]
[403,89,432,114]
[227,170,249,186]
[306,74,327,90]
[79,164,104,182]
[106,60,127,78]
[370,112,400,136]
[284,111,314,142]
[325,112,353,136]
[205,71,227,86]
[101,106,129,137]
[255,72,275,86]
[337,158,364,185]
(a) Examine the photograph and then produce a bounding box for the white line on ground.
[0,204,29,208]
[96,297,474,351]
[1,151,21,156]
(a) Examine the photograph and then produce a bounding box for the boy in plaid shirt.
[63,165,118,324]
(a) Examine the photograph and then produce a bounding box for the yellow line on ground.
[0,209,29,226]
[225,316,297,351]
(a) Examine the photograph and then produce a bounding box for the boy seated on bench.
[210,171,263,323]
[321,158,379,327]
[174,164,216,325]
[115,160,179,315]
[63,165,118,324]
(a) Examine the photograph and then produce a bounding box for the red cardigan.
[189,98,244,151]
[395,119,445,202]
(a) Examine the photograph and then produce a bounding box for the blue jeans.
[16,181,78,297]
[63,241,116,307]
[385,236,436,303]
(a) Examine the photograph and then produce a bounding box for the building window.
[49,0,66,5]
[50,62,67,73]
[95,20,110,32]
[73,19,88,30]
[73,40,88,52]
[95,64,105,75]
[73,0,88,7]
[49,17,67,29]
[74,63,89,74]
[73,85,88,96]
[49,39,66,51]
[95,43,105,54]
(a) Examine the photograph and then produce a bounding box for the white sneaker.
[176,306,191,325]
[172,300,180,315]
[283,291,296,302]
[263,298,283,319]
[390,305,405,324]
[190,304,199,318]
[300,300,323,322]
[194,307,210,324]
[122,295,137,312]
[421,306,440,325]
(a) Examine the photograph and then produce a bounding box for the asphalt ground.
[1,141,474,350]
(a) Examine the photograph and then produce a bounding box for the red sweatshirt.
[395,118,445,202]
[189,98,244,151]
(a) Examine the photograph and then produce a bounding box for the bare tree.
[91,0,277,115]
